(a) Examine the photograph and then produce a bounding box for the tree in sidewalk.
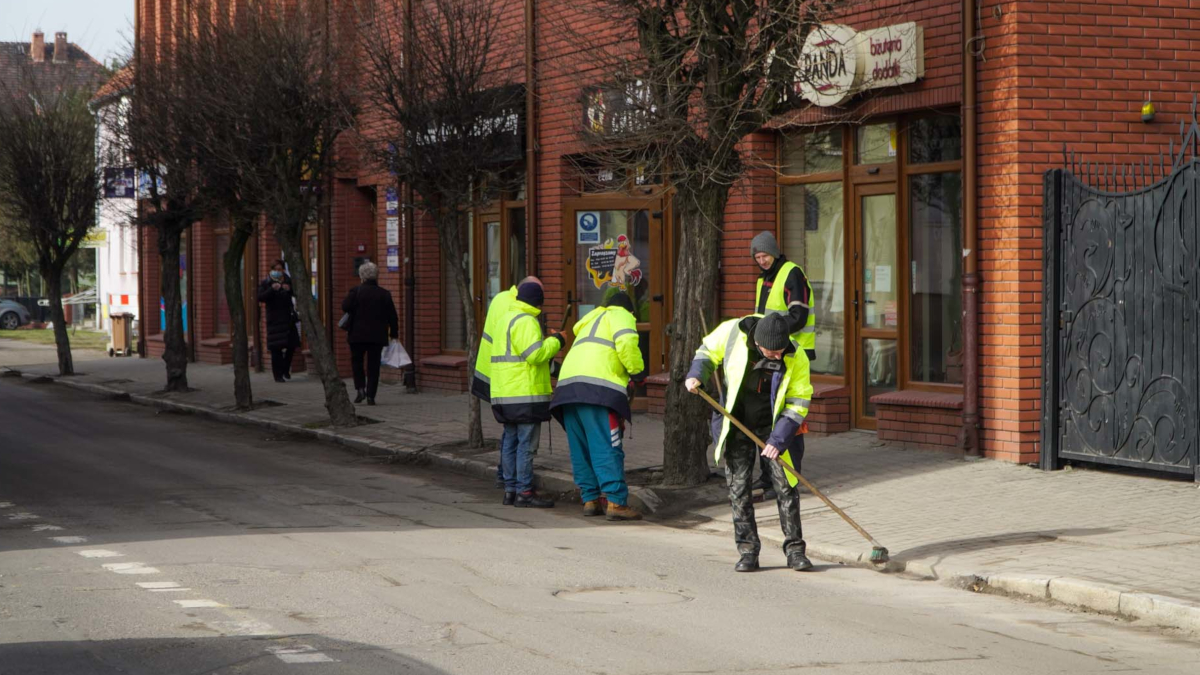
[220,1,360,426]
[359,0,526,447]
[581,0,850,486]
[0,73,101,375]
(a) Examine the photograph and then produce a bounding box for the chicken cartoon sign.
[612,234,642,288]
[586,235,643,291]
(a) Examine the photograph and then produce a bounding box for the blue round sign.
[579,213,599,232]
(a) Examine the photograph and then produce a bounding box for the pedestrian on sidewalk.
[685,313,814,573]
[341,261,398,406]
[749,231,816,501]
[551,293,645,521]
[257,259,300,383]
[472,276,544,489]
[491,282,563,508]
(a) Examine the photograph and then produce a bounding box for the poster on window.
[586,236,642,290]
[577,211,600,244]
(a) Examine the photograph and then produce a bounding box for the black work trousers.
[270,346,296,381]
[350,343,384,398]
[724,427,804,556]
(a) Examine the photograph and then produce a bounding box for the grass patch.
[0,329,110,351]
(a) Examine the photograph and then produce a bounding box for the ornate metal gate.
[1042,113,1200,481]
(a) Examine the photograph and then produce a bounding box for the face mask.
[270,271,283,281]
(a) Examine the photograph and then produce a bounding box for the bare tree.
[0,73,101,375]
[578,0,849,485]
[359,0,525,447]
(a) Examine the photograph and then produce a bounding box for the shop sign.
[103,168,135,199]
[81,229,108,248]
[586,236,642,290]
[386,246,400,272]
[386,216,399,246]
[796,22,924,107]
[385,188,399,216]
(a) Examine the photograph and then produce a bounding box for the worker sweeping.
[550,294,645,521]
[685,312,813,573]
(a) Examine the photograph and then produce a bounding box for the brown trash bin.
[110,312,134,357]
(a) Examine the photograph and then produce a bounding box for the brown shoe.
[605,502,642,521]
[582,501,603,517]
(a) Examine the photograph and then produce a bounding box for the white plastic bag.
[382,339,411,369]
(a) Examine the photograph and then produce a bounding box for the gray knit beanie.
[750,231,781,260]
[754,313,791,352]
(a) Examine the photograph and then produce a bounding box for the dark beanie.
[516,282,544,307]
[754,313,791,351]
[605,293,635,313]
[750,231,781,260]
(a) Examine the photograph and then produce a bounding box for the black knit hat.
[517,282,544,307]
[604,293,635,313]
[754,313,791,352]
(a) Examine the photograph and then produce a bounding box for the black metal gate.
[1042,116,1200,481]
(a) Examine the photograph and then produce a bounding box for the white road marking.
[0,501,13,508]
[7,512,38,520]
[78,550,123,558]
[174,599,223,609]
[208,619,278,636]
[102,562,161,575]
[50,536,87,544]
[31,524,63,531]
[268,645,337,664]
[138,581,181,589]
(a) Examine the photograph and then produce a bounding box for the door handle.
[652,295,663,302]
[853,290,860,321]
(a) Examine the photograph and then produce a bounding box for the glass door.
[852,184,899,428]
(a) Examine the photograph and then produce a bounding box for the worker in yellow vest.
[550,294,645,521]
[473,276,542,487]
[686,313,814,573]
[490,282,563,508]
[750,231,815,500]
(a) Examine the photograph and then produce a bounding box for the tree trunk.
[225,220,254,410]
[440,216,484,448]
[158,224,189,392]
[275,226,357,427]
[44,265,74,376]
[661,188,727,487]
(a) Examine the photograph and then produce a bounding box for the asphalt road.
[2,377,1198,675]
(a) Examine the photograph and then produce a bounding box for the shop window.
[508,206,527,285]
[782,128,843,175]
[443,212,472,352]
[909,172,963,384]
[855,122,896,165]
[909,116,962,164]
[781,182,845,375]
[214,232,231,335]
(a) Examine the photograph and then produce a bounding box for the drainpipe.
[403,0,417,392]
[524,0,538,276]
[962,0,981,456]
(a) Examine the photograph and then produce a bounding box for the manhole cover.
[555,588,689,606]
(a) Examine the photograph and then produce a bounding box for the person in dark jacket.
[257,259,300,383]
[342,261,399,405]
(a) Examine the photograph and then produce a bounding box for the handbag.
[338,312,352,331]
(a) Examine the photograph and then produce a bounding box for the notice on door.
[874,265,892,293]
[577,211,601,244]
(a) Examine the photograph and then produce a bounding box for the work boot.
[761,486,778,501]
[514,491,554,508]
[734,552,759,573]
[787,544,814,572]
[502,492,515,506]
[582,501,603,517]
[354,389,366,403]
[605,502,642,521]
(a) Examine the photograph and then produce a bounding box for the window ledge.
[421,354,469,368]
[199,336,231,348]
[870,390,964,410]
[812,383,850,399]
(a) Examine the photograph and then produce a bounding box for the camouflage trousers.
[724,427,804,556]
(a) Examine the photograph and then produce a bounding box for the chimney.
[53,32,67,63]
[31,31,44,63]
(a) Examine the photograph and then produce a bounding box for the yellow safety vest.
[755,261,816,354]
[472,286,517,401]
[551,306,644,422]
[692,316,812,487]
[490,300,562,423]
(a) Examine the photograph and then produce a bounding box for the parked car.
[0,300,32,330]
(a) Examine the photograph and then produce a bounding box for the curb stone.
[12,368,1200,637]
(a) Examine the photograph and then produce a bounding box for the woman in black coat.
[257,259,300,383]
[342,261,399,405]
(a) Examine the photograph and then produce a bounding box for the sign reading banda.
[796,22,924,107]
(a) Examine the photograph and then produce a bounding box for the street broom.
[695,387,890,564]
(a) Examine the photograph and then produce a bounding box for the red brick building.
[134,0,1200,465]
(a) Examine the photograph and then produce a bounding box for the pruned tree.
[579,0,850,485]
[222,0,360,426]
[359,0,525,447]
[0,71,101,375]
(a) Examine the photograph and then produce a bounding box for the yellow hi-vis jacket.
[687,315,813,487]
[755,260,816,355]
[472,285,517,402]
[550,305,645,423]
[490,299,563,424]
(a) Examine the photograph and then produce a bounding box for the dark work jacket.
[342,280,399,347]
[755,256,814,359]
[257,275,299,350]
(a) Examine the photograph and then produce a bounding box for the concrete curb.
[12,367,1199,637]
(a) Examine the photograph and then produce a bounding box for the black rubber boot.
[514,491,554,508]
[734,552,759,573]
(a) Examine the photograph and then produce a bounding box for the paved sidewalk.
[5,344,1200,635]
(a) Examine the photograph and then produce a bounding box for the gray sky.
[1,0,134,65]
